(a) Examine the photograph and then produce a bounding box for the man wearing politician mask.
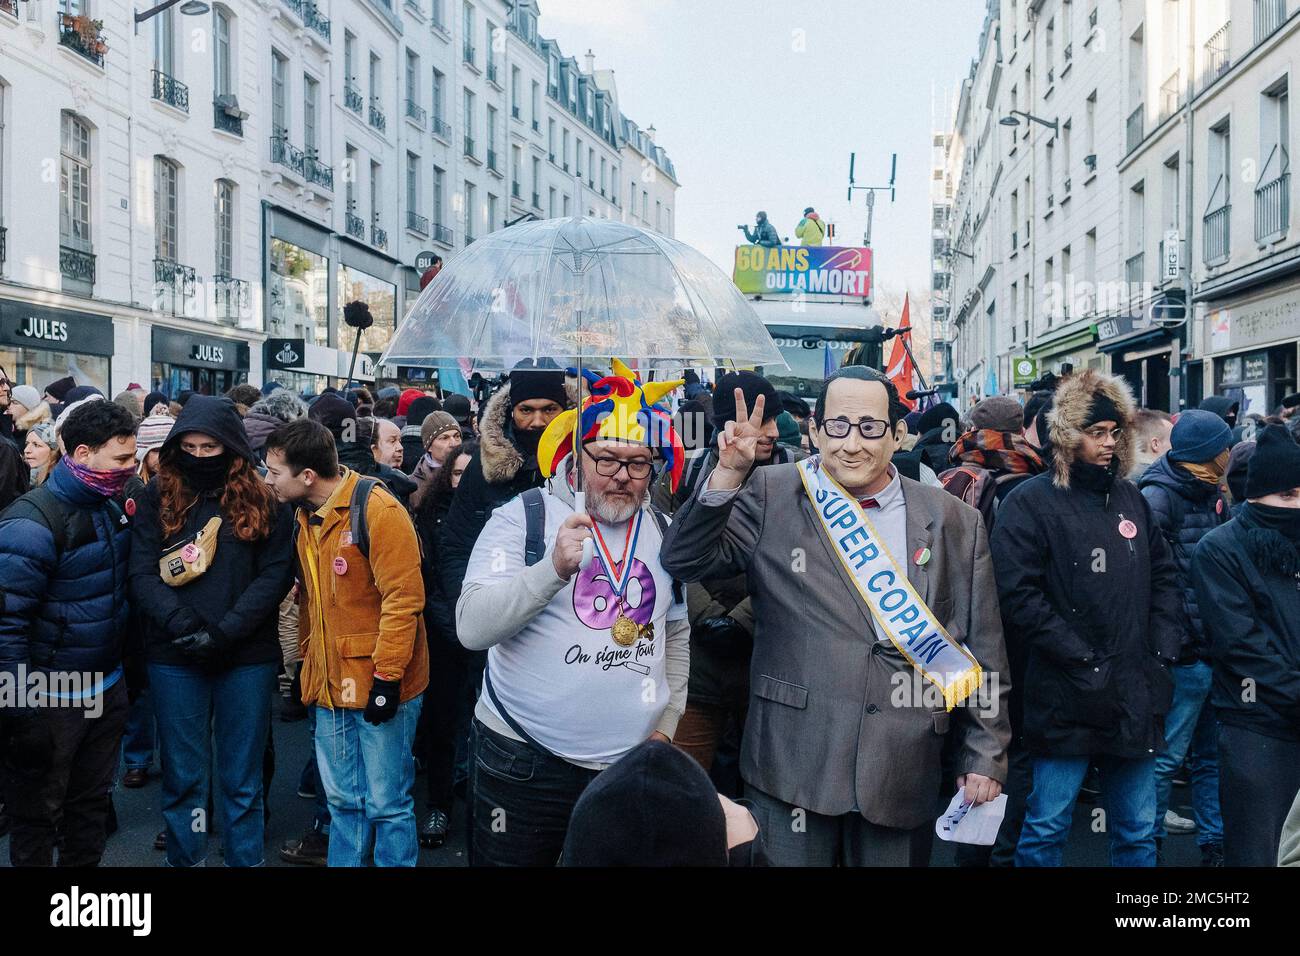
[662,364,1011,866]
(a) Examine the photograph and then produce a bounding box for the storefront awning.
[1029,325,1096,360]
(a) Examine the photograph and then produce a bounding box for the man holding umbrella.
[456,361,691,866]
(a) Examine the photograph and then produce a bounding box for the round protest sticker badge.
[333,556,348,576]
[1216,499,1224,515]
[914,547,932,566]
[181,543,200,563]
[1118,519,1138,540]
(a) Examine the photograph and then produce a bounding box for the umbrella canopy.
[380,216,786,373]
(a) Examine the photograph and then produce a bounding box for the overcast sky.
[539,0,989,305]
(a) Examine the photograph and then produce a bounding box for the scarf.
[176,451,232,492]
[1070,458,1120,494]
[1239,502,1300,577]
[65,458,136,497]
[1179,449,1231,486]
[949,429,1046,475]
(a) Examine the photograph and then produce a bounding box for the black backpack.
[0,485,127,559]
[292,477,383,559]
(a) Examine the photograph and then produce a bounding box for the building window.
[406,49,419,107]
[464,181,476,241]
[271,49,288,138]
[432,68,446,127]
[60,112,92,250]
[153,5,175,76]
[213,7,233,97]
[406,152,419,222]
[433,165,444,226]
[487,192,497,232]
[303,74,319,154]
[154,156,179,261]
[215,179,234,276]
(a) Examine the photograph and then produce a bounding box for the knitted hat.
[420,411,461,448]
[11,384,40,411]
[307,393,357,440]
[508,369,568,411]
[1169,409,1233,464]
[1245,424,1300,499]
[43,376,77,403]
[396,388,426,418]
[29,420,57,451]
[135,414,176,461]
[918,402,960,435]
[63,385,104,406]
[1082,392,1125,428]
[968,395,1024,433]
[442,392,472,427]
[376,386,401,402]
[711,371,779,426]
[143,391,170,417]
[560,740,728,867]
[54,393,106,434]
[406,395,442,427]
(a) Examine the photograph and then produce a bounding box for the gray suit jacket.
[661,462,1011,829]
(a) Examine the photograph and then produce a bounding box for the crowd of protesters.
[1,354,1299,869]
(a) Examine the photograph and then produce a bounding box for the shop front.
[264,336,376,396]
[0,297,114,395]
[151,326,250,398]
[1097,298,1186,412]
[1200,280,1300,418]
[1028,321,1101,381]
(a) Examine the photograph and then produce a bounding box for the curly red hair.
[157,450,276,543]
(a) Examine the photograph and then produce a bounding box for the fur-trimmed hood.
[478,375,580,484]
[1045,368,1136,489]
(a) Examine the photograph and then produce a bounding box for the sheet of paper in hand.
[934,788,1009,845]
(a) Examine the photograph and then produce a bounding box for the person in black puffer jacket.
[0,400,137,866]
[129,395,295,868]
[1192,425,1300,866]
[1137,409,1233,865]
[991,369,1184,867]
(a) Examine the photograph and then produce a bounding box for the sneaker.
[122,768,149,789]
[1164,809,1197,834]
[280,827,329,866]
[1200,842,1225,867]
[418,809,450,849]
[296,779,317,800]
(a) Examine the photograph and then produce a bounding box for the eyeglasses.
[583,446,654,479]
[1084,426,1125,442]
[819,416,891,440]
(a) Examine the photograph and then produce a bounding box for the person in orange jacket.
[264,417,429,867]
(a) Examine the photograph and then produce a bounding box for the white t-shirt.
[463,492,688,764]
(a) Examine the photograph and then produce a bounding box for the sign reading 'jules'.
[0,300,115,355]
[16,316,69,342]
[191,344,225,364]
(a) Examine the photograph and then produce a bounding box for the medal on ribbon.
[591,511,645,647]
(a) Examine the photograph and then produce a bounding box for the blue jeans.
[121,686,157,772]
[1017,754,1157,867]
[149,661,277,867]
[313,699,421,867]
[302,707,330,832]
[1154,660,1222,846]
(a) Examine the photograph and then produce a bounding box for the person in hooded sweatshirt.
[991,368,1184,867]
[1192,425,1300,867]
[1198,395,1240,432]
[307,394,418,509]
[242,389,307,462]
[128,395,296,867]
[1137,409,1233,866]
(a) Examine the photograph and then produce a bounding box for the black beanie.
[917,401,959,435]
[1245,424,1300,499]
[508,369,568,410]
[711,371,779,426]
[308,393,357,441]
[406,395,443,427]
[560,740,729,867]
[44,376,77,403]
[1083,392,1125,428]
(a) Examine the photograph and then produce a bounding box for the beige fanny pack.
[158,516,222,587]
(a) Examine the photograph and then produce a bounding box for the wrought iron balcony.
[152,69,189,112]
[432,223,453,245]
[1204,204,1231,262]
[59,15,106,66]
[371,223,388,249]
[271,134,306,177]
[1159,70,1181,122]
[154,257,198,313]
[303,2,329,37]
[305,152,333,190]
[345,84,363,114]
[213,100,243,136]
[431,117,451,140]
[1204,21,1231,86]
[1255,171,1290,240]
[1126,103,1145,154]
[406,99,426,125]
[213,275,251,322]
[369,103,387,133]
[346,212,366,239]
[406,211,429,235]
[1255,0,1285,45]
[60,245,95,284]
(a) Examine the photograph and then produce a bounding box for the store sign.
[1204,285,1300,353]
[733,245,873,298]
[1096,315,1137,342]
[152,327,248,371]
[1012,357,1038,386]
[268,339,305,368]
[415,250,441,271]
[191,344,225,365]
[1162,230,1181,281]
[0,300,115,356]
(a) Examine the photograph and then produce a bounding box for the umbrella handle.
[575,490,594,570]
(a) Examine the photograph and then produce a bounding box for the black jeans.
[3,679,129,867]
[468,718,598,867]
[418,633,474,810]
[1218,722,1300,867]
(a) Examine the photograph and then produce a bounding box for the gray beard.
[587,487,642,525]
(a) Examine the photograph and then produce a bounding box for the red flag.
[886,294,917,410]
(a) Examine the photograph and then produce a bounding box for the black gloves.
[172,630,221,667]
[694,616,752,658]
[364,678,402,725]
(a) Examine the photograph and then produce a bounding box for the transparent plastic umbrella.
[380,215,787,373]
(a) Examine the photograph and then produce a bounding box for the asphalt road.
[1,691,1208,868]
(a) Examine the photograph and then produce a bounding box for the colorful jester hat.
[538,359,687,491]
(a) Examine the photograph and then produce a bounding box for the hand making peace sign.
[711,387,767,490]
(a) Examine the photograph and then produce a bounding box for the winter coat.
[399,429,424,475]
[914,427,955,474]
[242,411,282,460]
[438,376,575,606]
[795,215,826,246]
[990,369,1185,757]
[1191,505,1300,742]
[1137,454,1230,662]
[0,459,131,679]
[1199,395,1240,427]
[415,491,457,644]
[128,396,296,669]
[294,467,429,709]
[336,441,417,511]
[742,219,781,247]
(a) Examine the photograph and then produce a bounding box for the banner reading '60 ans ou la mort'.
[732,245,873,297]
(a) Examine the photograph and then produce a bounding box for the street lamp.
[135,0,209,26]
[1000,110,1059,136]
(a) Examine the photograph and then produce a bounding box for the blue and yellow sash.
[796,457,981,710]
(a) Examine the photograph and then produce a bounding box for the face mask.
[64,458,136,498]
[1180,449,1230,485]
[177,450,232,491]
[513,427,543,456]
